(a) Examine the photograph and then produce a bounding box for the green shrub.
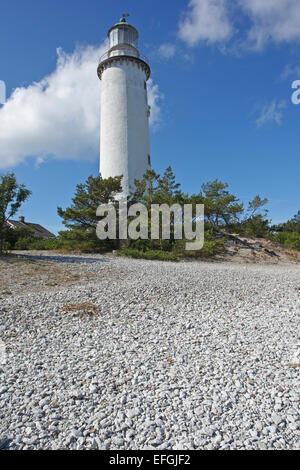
[9,228,119,253]
[56,229,118,252]
[118,235,227,261]
[227,215,270,238]
[179,238,227,258]
[126,238,175,252]
[5,226,35,249]
[28,238,60,250]
[14,236,36,250]
[272,232,300,251]
[13,236,60,250]
[117,247,178,261]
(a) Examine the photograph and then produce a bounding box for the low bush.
[14,237,59,250]
[271,232,300,251]
[11,229,118,253]
[117,247,178,261]
[181,238,227,258]
[227,215,270,238]
[118,235,227,261]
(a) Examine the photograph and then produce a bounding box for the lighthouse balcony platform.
[97,51,150,80]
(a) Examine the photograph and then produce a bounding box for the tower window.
[144,81,147,90]
[148,155,151,166]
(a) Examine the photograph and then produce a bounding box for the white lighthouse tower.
[97,15,151,196]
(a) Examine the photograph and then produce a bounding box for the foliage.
[154,166,185,204]
[130,166,186,206]
[228,214,271,237]
[5,225,35,249]
[226,195,270,237]
[269,210,300,251]
[125,237,174,252]
[181,239,227,258]
[0,173,31,252]
[190,179,244,227]
[57,174,122,230]
[271,231,300,251]
[118,228,227,261]
[12,236,58,251]
[128,167,187,249]
[241,215,270,237]
[272,210,300,234]
[56,174,123,252]
[117,247,178,261]
[7,165,297,258]
[56,168,268,258]
[130,169,160,207]
[117,239,227,261]
[9,229,119,253]
[246,195,268,219]
[56,229,118,252]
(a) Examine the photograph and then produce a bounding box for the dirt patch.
[0,254,95,297]
[61,302,100,316]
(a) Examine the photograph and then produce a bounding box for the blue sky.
[0,0,299,233]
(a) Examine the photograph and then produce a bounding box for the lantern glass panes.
[109,26,138,49]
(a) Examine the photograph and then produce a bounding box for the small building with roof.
[7,216,56,238]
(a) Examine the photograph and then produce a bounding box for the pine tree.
[57,174,122,229]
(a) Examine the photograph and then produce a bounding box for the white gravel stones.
[126,408,140,419]
[0,254,299,450]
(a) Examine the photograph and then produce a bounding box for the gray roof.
[7,220,56,238]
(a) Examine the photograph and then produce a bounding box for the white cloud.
[147,79,163,129]
[0,44,161,169]
[255,100,286,128]
[158,43,176,60]
[178,0,233,46]
[178,0,300,51]
[240,0,300,49]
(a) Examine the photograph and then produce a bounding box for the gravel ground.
[0,254,299,450]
